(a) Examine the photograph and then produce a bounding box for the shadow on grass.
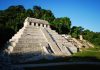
[10,52,100,64]
[23,56,100,70]
[22,56,100,64]
[1,51,100,70]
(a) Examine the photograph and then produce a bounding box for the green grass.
[16,46,100,64]
[73,46,100,60]
[21,46,100,64]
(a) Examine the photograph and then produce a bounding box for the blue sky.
[0,0,100,32]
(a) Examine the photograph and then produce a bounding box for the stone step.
[12,44,42,54]
[46,28,73,56]
[10,52,43,63]
[64,42,78,53]
[41,28,63,55]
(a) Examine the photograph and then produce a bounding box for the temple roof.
[26,17,49,25]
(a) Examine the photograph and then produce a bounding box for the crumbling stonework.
[4,17,94,64]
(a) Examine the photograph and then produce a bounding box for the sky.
[0,0,100,32]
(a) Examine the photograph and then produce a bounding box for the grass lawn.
[21,46,100,64]
[23,46,100,69]
[72,46,100,61]
[13,46,100,64]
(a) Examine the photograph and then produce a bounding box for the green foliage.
[0,5,28,49]
[33,6,71,34]
[52,17,71,34]
[0,5,100,49]
[26,9,34,17]
[83,30,100,46]
[0,27,15,49]
[71,26,84,38]
[73,46,100,60]
[33,6,41,18]
[0,5,56,49]
[70,26,100,46]
[33,6,55,22]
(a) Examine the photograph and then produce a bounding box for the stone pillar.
[79,35,83,40]
[40,24,43,27]
[32,23,34,26]
[44,24,46,28]
[36,23,38,26]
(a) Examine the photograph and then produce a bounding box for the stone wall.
[4,17,94,64]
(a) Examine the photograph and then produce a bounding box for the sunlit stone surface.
[4,17,93,64]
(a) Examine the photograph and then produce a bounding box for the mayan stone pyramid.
[4,17,93,64]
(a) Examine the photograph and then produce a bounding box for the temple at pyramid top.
[4,17,93,64]
[24,17,50,28]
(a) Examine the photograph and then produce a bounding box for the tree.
[0,5,26,49]
[83,30,100,46]
[33,6,55,22]
[0,5,99,49]
[71,26,84,38]
[26,9,34,17]
[52,17,71,34]
[33,6,42,18]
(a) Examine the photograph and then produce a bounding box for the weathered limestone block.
[7,17,93,64]
[6,45,13,53]
[43,47,50,54]
[79,35,83,40]
[87,42,94,48]
[40,24,43,27]
[65,42,77,53]
[41,28,63,55]
[72,38,83,48]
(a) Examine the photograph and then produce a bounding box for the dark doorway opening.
[34,22,36,26]
[29,22,32,25]
[42,24,44,27]
[38,24,40,26]
[46,25,48,27]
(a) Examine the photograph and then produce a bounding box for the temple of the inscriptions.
[4,17,93,64]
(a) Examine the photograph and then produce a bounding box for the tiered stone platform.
[5,17,93,64]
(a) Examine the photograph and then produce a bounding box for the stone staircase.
[41,28,63,55]
[45,28,72,56]
[9,25,78,63]
[4,17,93,64]
[10,26,48,63]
